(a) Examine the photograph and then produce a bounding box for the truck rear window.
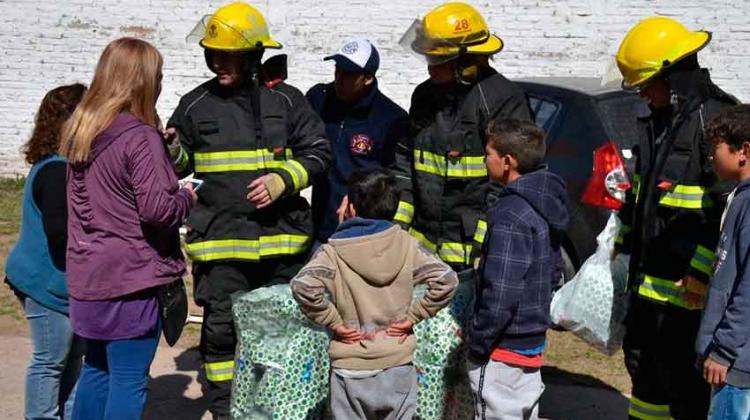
[529,96,561,131]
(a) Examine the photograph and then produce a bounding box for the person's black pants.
[624,296,709,420]
[192,255,305,418]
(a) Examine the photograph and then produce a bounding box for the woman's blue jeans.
[71,325,160,420]
[24,297,83,420]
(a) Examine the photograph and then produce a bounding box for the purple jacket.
[66,113,194,300]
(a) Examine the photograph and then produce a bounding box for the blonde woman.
[59,37,196,419]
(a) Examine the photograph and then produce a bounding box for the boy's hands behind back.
[331,319,415,344]
[386,319,414,344]
[332,324,364,344]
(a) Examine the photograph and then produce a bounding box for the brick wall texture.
[1,0,748,174]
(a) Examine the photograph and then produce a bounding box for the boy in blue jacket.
[696,104,750,420]
[466,119,569,420]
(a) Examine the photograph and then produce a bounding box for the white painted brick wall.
[1,0,749,175]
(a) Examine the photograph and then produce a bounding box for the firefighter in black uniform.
[614,16,738,420]
[165,3,330,418]
[393,2,532,271]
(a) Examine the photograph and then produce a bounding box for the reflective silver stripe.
[198,157,261,166]
[281,159,308,191]
[690,246,716,275]
[439,247,465,259]
[659,184,713,209]
[188,240,308,257]
[628,396,672,420]
[396,208,413,218]
[629,404,671,420]
[174,146,189,172]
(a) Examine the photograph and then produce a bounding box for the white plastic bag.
[550,212,629,355]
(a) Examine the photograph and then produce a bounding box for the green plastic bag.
[231,271,476,419]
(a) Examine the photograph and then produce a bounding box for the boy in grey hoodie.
[696,104,750,420]
[291,168,458,419]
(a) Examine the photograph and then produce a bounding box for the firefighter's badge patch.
[208,24,218,39]
[350,134,373,155]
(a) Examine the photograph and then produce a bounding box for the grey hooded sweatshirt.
[291,218,458,370]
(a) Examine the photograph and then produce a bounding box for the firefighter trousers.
[624,296,709,420]
[192,255,306,418]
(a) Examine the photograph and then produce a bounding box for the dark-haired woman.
[4,83,87,420]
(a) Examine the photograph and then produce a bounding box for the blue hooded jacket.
[467,167,570,361]
[696,178,750,386]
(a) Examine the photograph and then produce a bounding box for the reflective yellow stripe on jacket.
[659,184,713,209]
[174,145,190,173]
[185,235,310,262]
[408,227,437,252]
[473,219,487,245]
[438,242,472,265]
[409,224,485,266]
[413,149,487,178]
[281,159,309,192]
[394,201,414,225]
[193,149,309,191]
[638,274,704,311]
[205,360,234,382]
[629,396,672,420]
[690,244,717,276]
[632,174,641,202]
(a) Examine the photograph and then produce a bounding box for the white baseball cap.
[324,38,380,74]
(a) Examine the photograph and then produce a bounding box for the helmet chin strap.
[453,46,472,85]
[670,92,679,106]
[666,68,710,108]
[454,64,472,85]
[454,54,487,85]
[242,50,264,87]
[664,54,708,105]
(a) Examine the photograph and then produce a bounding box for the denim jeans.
[24,296,83,420]
[71,324,160,420]
[709,384,750,420]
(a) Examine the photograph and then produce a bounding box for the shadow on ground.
[540,366,629,420]
[144,346,210,420]
[139,348,629,420]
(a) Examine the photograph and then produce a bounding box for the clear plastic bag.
[550,212,630,355]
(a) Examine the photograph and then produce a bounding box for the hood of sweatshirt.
[502,167,569,233]
[327,217,409,287]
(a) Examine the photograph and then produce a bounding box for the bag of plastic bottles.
[550,212,629,355]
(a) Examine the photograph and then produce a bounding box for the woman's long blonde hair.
[60,37,163,164]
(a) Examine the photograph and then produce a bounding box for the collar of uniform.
[326,79,379,114]
[354,78,379,111]
[669,68,712,106]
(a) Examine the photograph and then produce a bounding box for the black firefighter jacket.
[392,67,532,269]
[168,78,330,264]
[616,68,738,310]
